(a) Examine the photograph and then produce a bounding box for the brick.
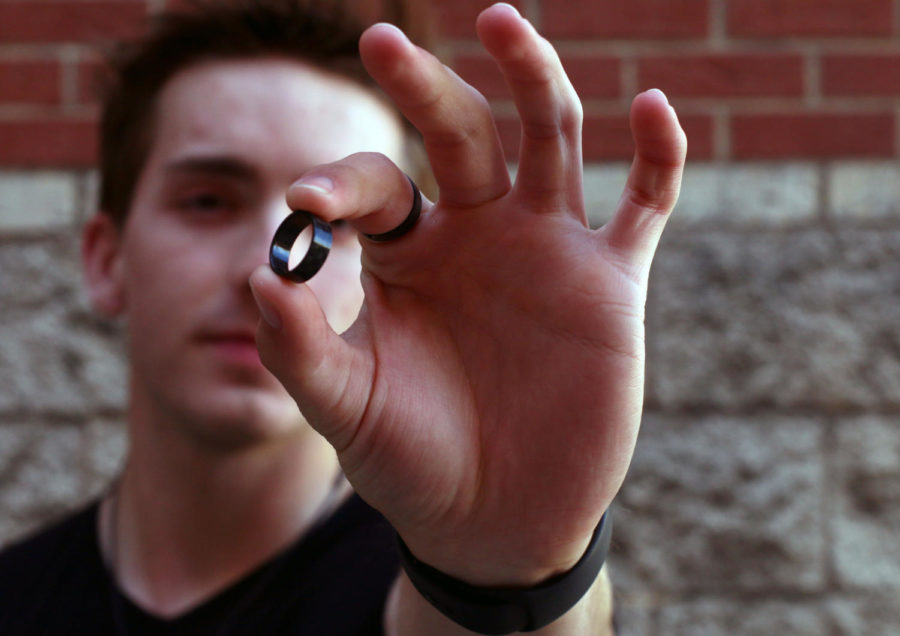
[496,113,629,162]
[648,230,900,411]
[731,113,895,159]
[499,111,711,162]
[833,416,900,587]
[542,0,709,39]
[822,55,900,97]
[452,55,509,99]
[638,54,804,98]
[728,0,892,37]
[0,171,79,231]
[612,415,826,593]
[454,54,621,101]
[0,59,60,105]
[561,56,621,99]
[77,58,108,105]
[433,0,524,38]
[828,162,900,220]
[580,114,633,160]
[0,118,98,167]
[673,113,713,160]
[0,1,146,44]
[583,113,713,161]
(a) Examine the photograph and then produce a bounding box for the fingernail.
[375,22,410,42]
[647,88,670,105]
[495,2,521,17]
[291,175,334,196]
[250,282,282,330]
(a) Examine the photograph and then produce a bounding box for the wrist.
[395,511,613,634]
[398,521,602,589]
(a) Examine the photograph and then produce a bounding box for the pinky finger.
[601,89,687,269]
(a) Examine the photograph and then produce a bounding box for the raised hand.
[250,3,686,586]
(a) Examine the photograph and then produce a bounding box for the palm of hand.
[337,196,648,580]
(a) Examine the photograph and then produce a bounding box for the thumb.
[249,265,373,449]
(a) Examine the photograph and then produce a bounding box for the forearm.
[384,564,615,636]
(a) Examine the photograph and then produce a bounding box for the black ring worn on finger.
[363,175,422,243]
[269,210,333,283]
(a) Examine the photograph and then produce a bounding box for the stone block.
[608,596,654,636]
[827,595,900,635]
[832,416,900,587]
[76,170,99,224]
[657,600,829,636]
[0,171,79,231]
[648,230,900,411]
[579,162,819,230]
[0,422,87,548]
[670,163,720,222]
[671,162,819,227]
[583,163,629,227]
[82,419,128,497]
[0,305,128,413]
[610,415,826,594]
[828,161,900,220]
[0,237,127,414]
[0,235,82,308]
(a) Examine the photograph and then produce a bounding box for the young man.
[0,0,686,633]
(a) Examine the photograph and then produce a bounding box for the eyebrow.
[163,156,259,181]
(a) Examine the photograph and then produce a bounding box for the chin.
[182,391,309,452]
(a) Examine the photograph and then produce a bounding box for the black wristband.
[396,511,612,634]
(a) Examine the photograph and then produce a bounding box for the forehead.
[147,58,405,176]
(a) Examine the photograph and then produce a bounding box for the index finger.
[359,23,511,209]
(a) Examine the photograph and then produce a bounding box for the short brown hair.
[98,0,433,225]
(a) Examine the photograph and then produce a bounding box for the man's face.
[108,59,405,448]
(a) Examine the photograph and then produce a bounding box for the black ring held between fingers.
[363,175,422,243]
[269,210,333,283]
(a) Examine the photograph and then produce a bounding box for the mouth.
[197,329,263,366]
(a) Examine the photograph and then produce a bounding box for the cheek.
[121,232,220,329]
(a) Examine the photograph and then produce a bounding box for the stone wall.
[3,162,898,635]
[0,170,127,541]
[597,163,900,634]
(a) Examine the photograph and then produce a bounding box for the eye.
[180,192,227,213]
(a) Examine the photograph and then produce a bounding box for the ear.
[82,213,126,317]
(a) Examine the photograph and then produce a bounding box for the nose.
[229,196,293,287]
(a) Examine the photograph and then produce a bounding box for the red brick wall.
[1,0,898,166]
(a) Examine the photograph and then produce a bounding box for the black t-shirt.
[0,494,399,635]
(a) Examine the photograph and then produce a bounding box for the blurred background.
[1,0,898,633]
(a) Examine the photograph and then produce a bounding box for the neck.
[101,405,347,618]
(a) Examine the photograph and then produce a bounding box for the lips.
[196,328,263,367]
[202,330,257,344]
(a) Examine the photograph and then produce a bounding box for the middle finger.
[477,5,585,217]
